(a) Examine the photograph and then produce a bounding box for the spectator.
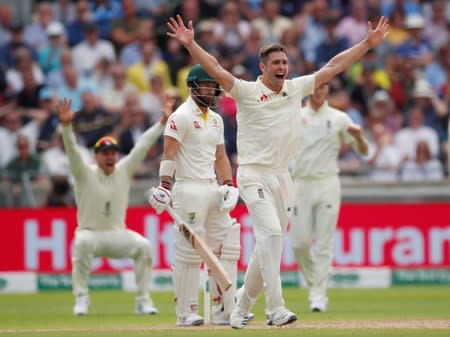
[90,0,122,40]
[335,0,369,47]
[367,90,403,134]
[395,106,440,161]
[213,1,251,57]
[72,91,119,148]
[315,16,349,68]
[16,70,45,109]
[241,28,264,80]
[37,87,61,152]
[24,2,55,51]
[46,47,73,89]
[126,41,172,94]
[6,47,45,94]
[400,140,444,181]
[57,65,98,111]
[99,63,137,114]
[37,21,66,75]
[44,175,72,207]
[366,123,402,182]
[0,22,38,69]
[2,134,46,207]
[350,63,383,117]
[110,0,143,52]
[0,107,41,169]
[119,19,160,67]
[66,0,93,47]
[423,0,448,49]
[139,75,166,124]
[251,0,292,45]
[0,4,12,46]
[72,23,116,76]
[52,0,76,25]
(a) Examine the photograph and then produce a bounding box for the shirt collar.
[187,96,211,117]
[306,100,329,113]
[257,76,289,97]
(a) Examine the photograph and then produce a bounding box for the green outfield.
[0,286,449,337]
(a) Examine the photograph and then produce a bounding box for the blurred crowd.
[0,0,449,207]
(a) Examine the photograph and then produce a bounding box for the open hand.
[166,15,195,47]
[366,16,389,48]
[57,98,76,126]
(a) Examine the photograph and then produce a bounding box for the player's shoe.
[212,304,229,325]
[266,308,297,326]
[212,304,255,325]
[73,294,89,316]
[177,312,204,326]
[136,300,158,315]
[310,298,328,312]
[230,306,249,329]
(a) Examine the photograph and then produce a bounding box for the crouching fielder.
[57,96,174,316]
[148,65,240,326]
[290,83,369,312]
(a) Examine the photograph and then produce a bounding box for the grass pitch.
[0,286,449,337]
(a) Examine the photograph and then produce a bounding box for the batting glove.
[218,185,239,212]
[146,186,172,214]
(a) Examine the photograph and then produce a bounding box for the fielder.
[148,65,241,326]
[165,14,388,329]
[57,95,174,316]
[291,83,368,312]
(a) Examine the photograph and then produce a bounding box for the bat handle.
[165,205,182,227]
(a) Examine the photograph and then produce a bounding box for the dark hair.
[259,43,287,63]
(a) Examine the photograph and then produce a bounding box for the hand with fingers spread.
[166,15,195,47]
[57,97,77,126]
[366,16,389,49]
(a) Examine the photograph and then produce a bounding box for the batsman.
[148,65,241,326]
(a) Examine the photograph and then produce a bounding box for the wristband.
[159,160,175,178]
[222,179,233,186]
[161,180,172,190]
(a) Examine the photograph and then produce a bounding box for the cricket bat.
[165,205,232,291]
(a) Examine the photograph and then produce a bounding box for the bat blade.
[167,207,232,291]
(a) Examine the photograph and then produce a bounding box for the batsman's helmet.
[186,64,223,108]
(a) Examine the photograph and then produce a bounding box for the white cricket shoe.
[266,308,297,326]
[212,305,229,325]
[177,312,204,326]
[230,306,249,329]
[73,294,89,316]
[136,300,158,315]
[310,298,328,312]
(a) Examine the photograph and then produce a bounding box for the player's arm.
[121,94,175,175]
[159,135,181,189]
[57,98,86,177]
[346,124,369,157]
[215,144,239,212]
[315,17,389,88]
[214,144,233,186]
[167,15,236,93]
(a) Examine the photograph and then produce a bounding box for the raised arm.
[120,94,175,175]
[315,17,389,88]
[167,15,236,93]
[57,98,87,178]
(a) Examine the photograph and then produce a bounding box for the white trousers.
[171,180,234,319]
[72,228,154,303]
[290,175,341,303]
[236,166,293,315]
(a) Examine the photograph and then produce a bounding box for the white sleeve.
[291,74,315,98]
[164,113,188,143]
[119,121,165,176]
[61,125,88,178]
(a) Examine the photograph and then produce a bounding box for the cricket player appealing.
[291,83,369,312]
[165,14,388,328]
[148,65,241,326]
[57,96,174,316]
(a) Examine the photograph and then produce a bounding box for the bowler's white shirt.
[229,75,315,169]
[165,96,224,181]
[292,101,359,179]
